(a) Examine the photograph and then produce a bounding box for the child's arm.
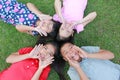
[66,56,89,80]
[31,55,54,80]
[26,3,52,20]
[54,0,65,23]
[73,46,114,60]
[16,24,47,36]
[6,44,42,63]
[73,12,97,27]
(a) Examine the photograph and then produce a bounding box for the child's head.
[58,23,74,40]
[61,42,82,62]
[48,20,61,38]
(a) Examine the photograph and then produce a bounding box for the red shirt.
[0,47,51,80]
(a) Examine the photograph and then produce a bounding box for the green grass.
[0,0,120,80]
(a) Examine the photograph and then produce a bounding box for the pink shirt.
[53,0,88,33]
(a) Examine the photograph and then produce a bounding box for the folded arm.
[87,49,114,60]
[73,12,97,27]
[73,46,114,60]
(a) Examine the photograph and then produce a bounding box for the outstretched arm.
[27,3,52,20]
[6,44,42,63]
[6,52,30,63]
[73,46,114,60]
[87,49,114,60]
[16,24,35,35]
[16,24,47,36]
[54,0,65,23]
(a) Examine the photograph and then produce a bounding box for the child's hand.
[29,44,43,58]
[73,45,88,58]
[34,25,47,36]
[38,54,54,69]
[66,56,80,69]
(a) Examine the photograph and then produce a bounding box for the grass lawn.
[0,0,120,80]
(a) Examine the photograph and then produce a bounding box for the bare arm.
[27,3,42,17]
[54,0,65,23]
[16,24,35,33]
[31,55,54,80]
[16,24,36,36]
[31,67,43,80]
[73,12,97,27]
[87,50,114,60]
[6,44,42,63]
[6,52,30,63]
[27,3,52,21]
[66,56,89,80]
[73,46,114,60]
[75,66,89,80]
[16,24,47,36]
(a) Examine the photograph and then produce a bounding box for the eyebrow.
[46,46,54,55]
[63,44,72,54]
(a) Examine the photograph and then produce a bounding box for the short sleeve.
[18,47,33,55]
[81,46,100,53]
[74,24,84,33]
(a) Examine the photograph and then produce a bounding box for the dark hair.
[49,42,66,80]
[36,37,66,80]
[48,20,61,39]
[56,29,76,42]
[51,46,66,80]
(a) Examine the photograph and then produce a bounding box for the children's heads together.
[1,0,119,80]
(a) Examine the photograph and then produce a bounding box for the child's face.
[59,23,74,39]
[38,20,54,33]
[39,44,55,60]
[61,43,82,62]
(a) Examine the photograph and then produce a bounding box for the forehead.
[45,44,55,54]
[59,28,72,38]
[61,43,73,53]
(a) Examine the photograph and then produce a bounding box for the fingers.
[69,23,74,29]
[29,44,43,58]
[66,56,71,63]
[40,29,47,36]
[73,46,87,58]
[39,56,54,68]
[34,27,47,36]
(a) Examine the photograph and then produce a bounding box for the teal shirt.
[68,46,120,80]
